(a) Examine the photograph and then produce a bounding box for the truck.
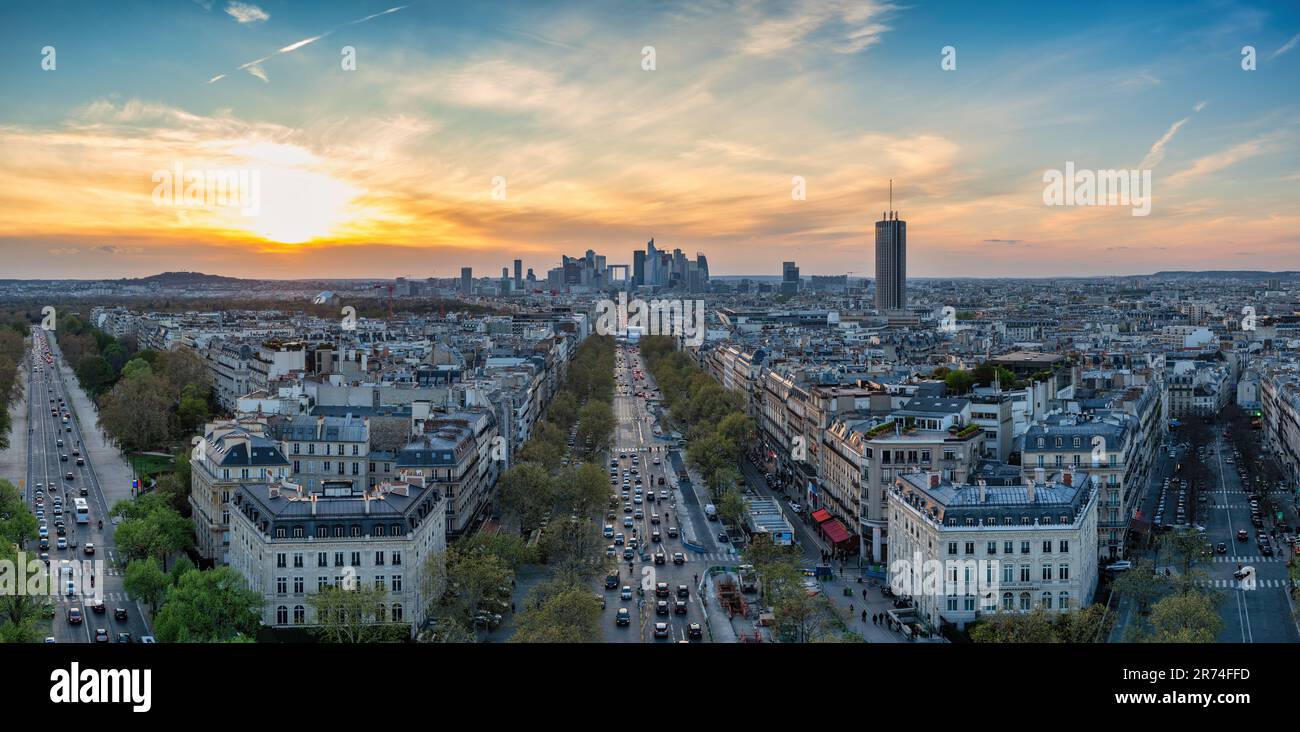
[704,504,718,521]
[737,564,757,593]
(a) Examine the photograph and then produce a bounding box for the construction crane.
[372,283,395,319]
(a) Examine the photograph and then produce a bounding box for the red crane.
[372,283,394,319]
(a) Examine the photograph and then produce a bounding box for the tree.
[1143,591,1222,643]
[111,494,194,568]
[123,557,170,612]
[176,383,210,432]
[120,358,153,381]
[306,584,395,643]
[547,391,579,430]
[98,373,172,451]
[152,566,263,643]
[1158,528,1211,594]
[74,355,115,394]
[510,585,601,643]
[540,518,606,586]
[969,608,1060,642]
[944,370,976,395]
[421,547,513,626]
[0,479,38,548]
[554,462,608,516]
[575,400,615,456]
[718,488,747,527]
[1111,558,1169,622]
[0,542,48,643]
[497,463,555,532]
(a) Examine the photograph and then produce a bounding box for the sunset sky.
[1,0,1298,280]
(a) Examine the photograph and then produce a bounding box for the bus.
[74,498,89,524]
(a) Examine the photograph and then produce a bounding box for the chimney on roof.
[1026,477,1036,503]
[929,471,940,488]
[1034,466,1045,485]
[310,493,317,516]
[1063,470,1073,486]
[977,479,987,503]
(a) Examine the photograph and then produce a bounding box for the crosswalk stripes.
[1212,555,1284,563]
[1196,579,1291,589]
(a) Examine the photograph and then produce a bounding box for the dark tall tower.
[632,250,646,287]
[875,181,906,311]
[513,259,522,289]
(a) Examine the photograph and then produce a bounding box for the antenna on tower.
[889,178,893,215]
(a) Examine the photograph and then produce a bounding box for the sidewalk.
[816,571,944,643]
[51,335,136,516]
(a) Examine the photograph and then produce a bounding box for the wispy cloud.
[1166,136,1272,186]
[225,2,268,25]
[741,0,897,56]
[1140,101,1206,169]
[208,6,406,83]
[1269,32,1300,59]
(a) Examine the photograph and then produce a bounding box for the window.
[275,527,286,539]
[375,551,385,566]
[1036,437,1045,448]
[391,575,402,592]
[293,443,300,455]
[1020,541,1030,554]
[324,461,332,474]
[1041,564,1052,581]
[334,526,344,538]
[1004,541,1013,554]
[1019,564,1030,582]
[318,577,328,591]
[392,552,402,566]
[1042,592,1053,610]
[1042,540,1053,553]
[293,460,300,473]
[1019,592,1031,611]
[964,542,974,555]
[276,577,287,594]
[293,553,303,568]
[947,542,957,556]
[374,575,386,591]
[1058,540,1069,553]
[317,526,328,539]
[1002,592,1014,610]
[292,526,304,539]
[293,577,304,594]
[352,462,359,476]
[276,553,286,568]
[293,605,305,624]
[1059,564,1070,581]
[946,597,958,612]
[317,552,327,567]
[987,541,997,555]
[1002,564,1014,584]
[308,444,315,455]
[276,606,288,624]
[350,525,362,538]
[1058,592,1070,609]
[352,444,359,456]
[391,525,401,537]
[391,603,403,622]
[350,551,361,566]
[334,552,344,567]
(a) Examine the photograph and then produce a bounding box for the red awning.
[811,508,833,524]
[822,519,851,545]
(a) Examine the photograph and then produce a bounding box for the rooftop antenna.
[889,178,893,216]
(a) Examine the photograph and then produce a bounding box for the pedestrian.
[861,609,866,623]
[849,604,854,615]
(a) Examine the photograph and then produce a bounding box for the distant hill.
[119,271,249,285]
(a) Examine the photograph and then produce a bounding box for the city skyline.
[2,1,1299,281]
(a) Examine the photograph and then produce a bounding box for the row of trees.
[0,479,46,643]
[421,336,618,642]
[57,314,214,453]
[742,539,854,642]
[931,363,1018,395]
[0,317,27,452]
[640,336,754,525]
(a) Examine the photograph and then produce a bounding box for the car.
[788,501,802,514]
[674,599,688,614]
[623,517,634,528]
[1237,529,1249,541]
[1104,561,1133,572]
[67,607,82,624]
[653,622,670,638]
[655,581,670,597]
[60,453,68,462]
[633,497,642,506]
[1261,544,1274,557]
[65,472,73,480]
[620,586,633,600]
[90,600,105,614]
[1216,543,1228,554]
[117,632,132,643]
[623,547,635,560]
[623,505,633,515]
[650,513,660,524]
[94,628,109,643]
[717,532,730,543]
[654,552,666,565]
[114,607,128,621]
[39,538,49,551]
[634,510,644,519]
[38,527,48,539]
[673,552,685,565]
[614,533,625,545]
[606,574,620,589]
[44,637,56,644]
[603,525,615,538]
[667,526,679,538]
[56,537,67,550]
[139,636,156,644]
[83,543,94,556]
[677,584,690,598]
[606,545,617,557]
[687,623,702,639]
[39,552,49,565]
[616,608,631,626]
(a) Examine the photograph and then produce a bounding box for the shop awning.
[822,519,851,545]
[811,508,833,524]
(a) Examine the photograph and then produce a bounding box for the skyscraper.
[513,259,522,289]
[781,261,800,295]
[875,199,907,311]
[460,267,473,296]
[632,250,646,287]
